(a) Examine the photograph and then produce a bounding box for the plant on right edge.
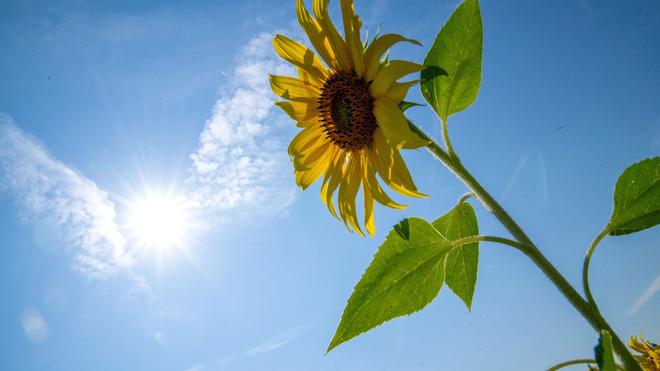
[270,0,659,369]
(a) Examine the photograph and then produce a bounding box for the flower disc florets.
[319,71,377,151]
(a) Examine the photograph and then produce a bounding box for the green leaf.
[399,100,424,112]
[421,0,483,122]
[432,202,479,310]
[608,157,660,236]
[594,330,617,371]
[328,217,451,352]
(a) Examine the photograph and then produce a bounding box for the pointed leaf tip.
[328,217,451,351]
[421,0,483,121]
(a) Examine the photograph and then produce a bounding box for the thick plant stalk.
[408,122,642,371]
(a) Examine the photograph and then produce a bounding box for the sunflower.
[630,335,660,371]
[270,0,429,236]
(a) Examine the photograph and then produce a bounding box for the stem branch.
[408,121,641,371]
[583,228,609,311]
[451,235,530,252]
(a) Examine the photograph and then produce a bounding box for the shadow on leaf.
[420,65,448,84]
[393,219,410,240]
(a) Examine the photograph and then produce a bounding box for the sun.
[126,192,193,251]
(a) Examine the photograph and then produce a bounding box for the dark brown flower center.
[318,71,377,151]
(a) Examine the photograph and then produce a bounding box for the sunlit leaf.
[608,157,660,236]
[432,202,479,309]
[421,0,482,121]
[328,218,450,351]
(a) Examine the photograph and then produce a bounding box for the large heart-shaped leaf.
[328,218,451,351]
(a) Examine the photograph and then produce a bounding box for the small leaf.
[399,100,424,112]
[608,157,660,236]
[432,202,479,310]
[421,0,483,122]
[594,330,617,371]
[328,217,451,351]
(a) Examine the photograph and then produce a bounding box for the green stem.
[546,358,596,370]
[583,229,609,314]
[408,122,641,371]
[455,192,476,206]
[581,228,635,371]
[441,118,457,158]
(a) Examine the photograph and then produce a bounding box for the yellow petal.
[340,0,365,76]
[364,34,421,81]
[269,75,320,101]
[338,154,365,236]
[370,60,424,98]
[385,80,418,102]
[296,0,339,71]
[371,128,395,180]
[363,180,375,236]
[288,125,324,158]
[295,147,333,189]
[273,35,328,80]
[299,141,332,170]
[371,131,425,198]
[389,148,426,198]
[297,67,324,88]
[296,117,322,128]
[320,150,345,219]
[275,101,319,122]
[374,97,429,149]
[312,0,352,71]
[363,158,407,210]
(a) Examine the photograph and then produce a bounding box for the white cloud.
[186,32,296,217]
[20,309,48,343]
[626,275,660,318]
[0,115,134,278]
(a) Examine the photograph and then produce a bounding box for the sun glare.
[127,192,193,251]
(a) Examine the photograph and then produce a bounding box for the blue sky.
[0,0,658,370]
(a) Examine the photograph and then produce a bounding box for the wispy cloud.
[500,155,528,201]
[0,31,296,284]
[20,309,48,343]
[184,324,311,370]
[626,275,660,318]
[242,325,311,357]
[0,115,134,278]
[186,32,296,218]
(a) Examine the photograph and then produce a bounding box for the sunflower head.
[630,335,660,371]
[270,0,428,236]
